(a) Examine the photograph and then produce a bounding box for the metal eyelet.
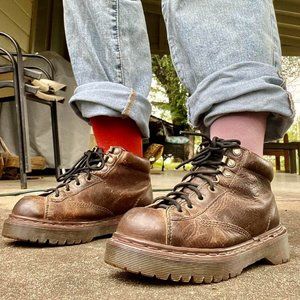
[221,155,229,164]
[227,159,236,168]
[208,186,216,193]
[107,156,114,164]
[212,175,220,183]
[113,147,121,155]
[217,166,225,173]
[232,148,242,157]
[223,169,233,178]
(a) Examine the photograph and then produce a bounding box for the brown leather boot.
[2,147,153,245]
[105,137,290,283]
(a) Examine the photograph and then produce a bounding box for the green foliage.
[283,116,300,141]
[281,57,300,83]
[281,57,300,141]
[150,55,300,141]
[152,55,189,127]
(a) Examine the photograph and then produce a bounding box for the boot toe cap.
[12,196,46,219]
[116,207,167,245]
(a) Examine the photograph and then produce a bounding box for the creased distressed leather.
[12,147,153,222]
[116,147,280,248]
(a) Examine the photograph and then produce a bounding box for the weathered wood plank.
[280,34,300,48]
[282,45,300,56]
[0,73,14,98]
[276,10,300,27]
[14,0,33,18]
[0,11,30,51]
[142,1,161,15]
[274,0,300,14]
[278,22,300,38]
[0,0,32,35]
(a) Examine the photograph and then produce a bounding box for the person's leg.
[63,0,152,155]
[210,112,268,156]
[90,116,143,156]
[2,0,154,245]
[162,0,294,152]
[105,0,292,282]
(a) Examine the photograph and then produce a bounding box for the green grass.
[152,157,192,171]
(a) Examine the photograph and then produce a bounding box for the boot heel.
[264,232,290,265]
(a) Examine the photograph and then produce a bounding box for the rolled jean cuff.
[187,62,295,142]
[69,82,152,138]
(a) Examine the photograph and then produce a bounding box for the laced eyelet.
[208,186,216,193]
[227,159,236,168]
[212,175,220,183]
[112,147,121,155]
[188,205,193,209]
[154,137,240,212]
[45,147,105,197]
[107,156,114,164]
[232,148,242,157]
[223,169,233,178]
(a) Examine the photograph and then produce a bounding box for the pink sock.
[210,112,268,156]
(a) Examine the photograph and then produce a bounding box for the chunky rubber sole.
[105,225,290,283]
[2,215,122,245]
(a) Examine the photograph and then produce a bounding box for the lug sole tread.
[104,228,290,284]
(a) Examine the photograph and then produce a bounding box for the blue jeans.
[63,0,295,141]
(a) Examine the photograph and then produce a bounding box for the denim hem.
[187,61,295,142]
[69,82,152,138]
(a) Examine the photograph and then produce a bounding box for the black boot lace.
[155,136,241,212]
[45,147,105,197]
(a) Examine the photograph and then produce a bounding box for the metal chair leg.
[13,58,29,189]
[1,32,31,188]
[1,33,63,186]
[50,102,61,178]
[13,88,27,189]
[0,47,28,189]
